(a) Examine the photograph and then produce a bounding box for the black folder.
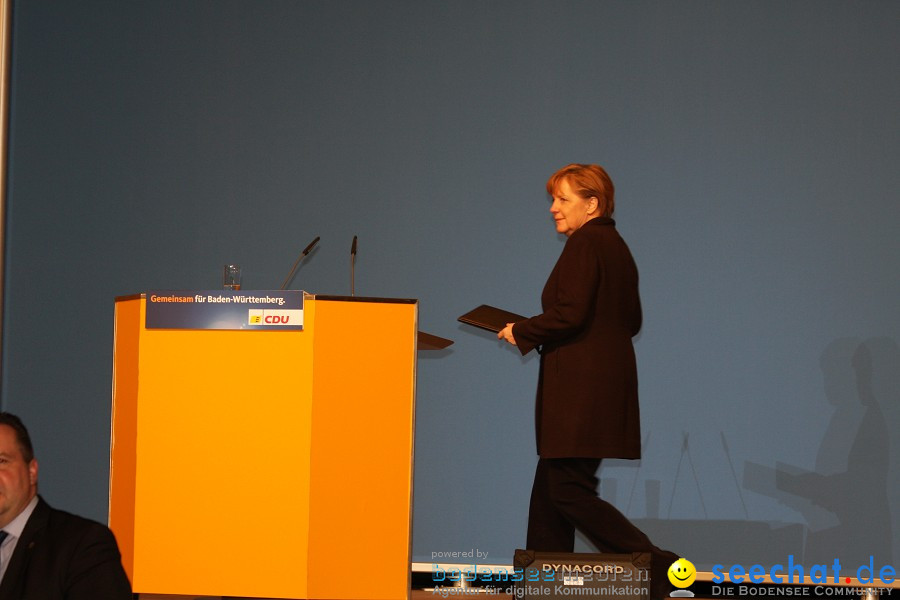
[457,304,527,333]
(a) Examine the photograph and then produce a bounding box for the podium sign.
[145,289,304,330]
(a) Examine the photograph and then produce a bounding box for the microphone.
[279,236,320,290]
[350,235,358,296]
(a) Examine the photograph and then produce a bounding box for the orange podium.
[109,293,418,599]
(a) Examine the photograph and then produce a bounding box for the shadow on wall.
[743,337,898,568]
[574,338,900,571]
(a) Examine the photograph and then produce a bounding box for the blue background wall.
[3,1,899,572]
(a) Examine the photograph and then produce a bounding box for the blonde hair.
[546,164,615,217]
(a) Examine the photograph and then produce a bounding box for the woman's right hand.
[498,323,517,346]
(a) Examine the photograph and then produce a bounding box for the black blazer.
[0,497,132,600]
[513,217,642,459]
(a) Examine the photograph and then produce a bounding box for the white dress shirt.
[0,495,39,584]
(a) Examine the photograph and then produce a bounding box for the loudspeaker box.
[512,550,650,600]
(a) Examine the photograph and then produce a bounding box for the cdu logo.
[248,309,302,326]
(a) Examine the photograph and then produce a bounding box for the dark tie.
[0,530,8,574]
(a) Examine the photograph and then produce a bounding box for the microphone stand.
[350,235,357,296]
[280,236,320,290]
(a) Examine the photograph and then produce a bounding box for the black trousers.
[526,457,658,554]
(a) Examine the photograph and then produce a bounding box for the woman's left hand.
[498,322,517,346]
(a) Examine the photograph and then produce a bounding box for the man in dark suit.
[0,412,132,600]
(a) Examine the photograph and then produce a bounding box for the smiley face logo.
[667,558,696,588]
